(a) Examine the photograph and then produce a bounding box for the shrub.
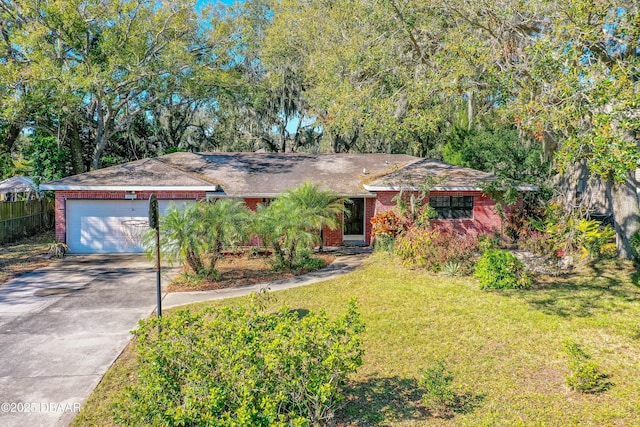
[394,226,480,273]
[503,197,547,243]
[373,234,396,252]
[115,298,365,426]
[370,210,403,239]
[419,359,456,417]
[576,219,616,259]
[474,249,532,289]
[632,231,640,262]
[519,230,555,255]
[48,242,68,258]
[370,211,403,252]
[295,250,328,271]
[563,340,610,393]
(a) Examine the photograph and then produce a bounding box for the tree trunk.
[608,171,640,259]
[91,99,111,170]
[1,122,22,153]
[67,120,85,175]
[467,90,475,131]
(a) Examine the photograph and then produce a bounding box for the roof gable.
[363,158,499,191]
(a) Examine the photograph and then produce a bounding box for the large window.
[429,196,474,219]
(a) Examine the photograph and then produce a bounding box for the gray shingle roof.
[40,152,506,195]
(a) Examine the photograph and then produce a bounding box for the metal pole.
[156,226,162,318]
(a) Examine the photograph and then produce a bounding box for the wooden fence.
[0,199,54,244]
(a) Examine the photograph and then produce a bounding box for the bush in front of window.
[474,249,532,289]
[394,227,481,274]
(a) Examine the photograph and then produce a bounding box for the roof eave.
[363,184,539,192]
[39,185,219,191]
[212,192,377,198]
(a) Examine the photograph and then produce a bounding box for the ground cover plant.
[73,253,640,426]
[0,230,53,287]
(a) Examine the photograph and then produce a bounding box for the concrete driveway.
[0,255,171,427]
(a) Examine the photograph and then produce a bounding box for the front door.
[343,198,365,242]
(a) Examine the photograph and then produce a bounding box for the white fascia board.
[38,185,217,191]
[363,184,539,192]
[211,192,377,199]
[363,184,483,192]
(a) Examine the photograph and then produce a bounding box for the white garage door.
[66,199,190,254]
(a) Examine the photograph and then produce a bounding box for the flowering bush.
[370,210,403,239]
[394,226,481,273]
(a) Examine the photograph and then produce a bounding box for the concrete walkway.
[163,252,370,309]
[0,251,369,427]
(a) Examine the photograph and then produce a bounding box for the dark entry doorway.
[343,198,365,241]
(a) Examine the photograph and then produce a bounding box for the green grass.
[73,253,640,426]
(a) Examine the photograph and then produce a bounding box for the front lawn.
[74,253,640,426]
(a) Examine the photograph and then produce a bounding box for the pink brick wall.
[373,190,507,236]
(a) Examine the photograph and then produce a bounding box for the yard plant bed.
[167,252,336,292]
[73,253,640,426]
[0,231,54,287]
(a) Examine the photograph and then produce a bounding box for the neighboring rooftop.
[0,177,39,201]
[40,152,511,195]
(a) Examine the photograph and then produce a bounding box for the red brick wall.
[373,190,507,236]
[58,189,509,247]
[364,198,375,245]
[54,190,206,242]
[323,221,343,247]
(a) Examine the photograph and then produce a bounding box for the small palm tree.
[253,182,347,270]
[198,199,251,278]
[148,202,205,274]
[145,200,251,279]
[279,181,347,250]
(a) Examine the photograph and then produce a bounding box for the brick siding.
[374,190,508,236]
[54,189,511,247]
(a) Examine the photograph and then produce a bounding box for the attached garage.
[65,199,192,254]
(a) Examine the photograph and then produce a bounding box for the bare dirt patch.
[167,253,336,292]
[0,231,54,287]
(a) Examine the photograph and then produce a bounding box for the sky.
[196,0,238,8]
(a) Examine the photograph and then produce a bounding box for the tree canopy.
[1,0,638,255]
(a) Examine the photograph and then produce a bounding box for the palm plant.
[279,181,347,250]
[253,182,346,270]
[144,200,251,279]
[198,199,251,278]
[146,202,205,274]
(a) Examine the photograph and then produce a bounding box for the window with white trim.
[429,195,474,219]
